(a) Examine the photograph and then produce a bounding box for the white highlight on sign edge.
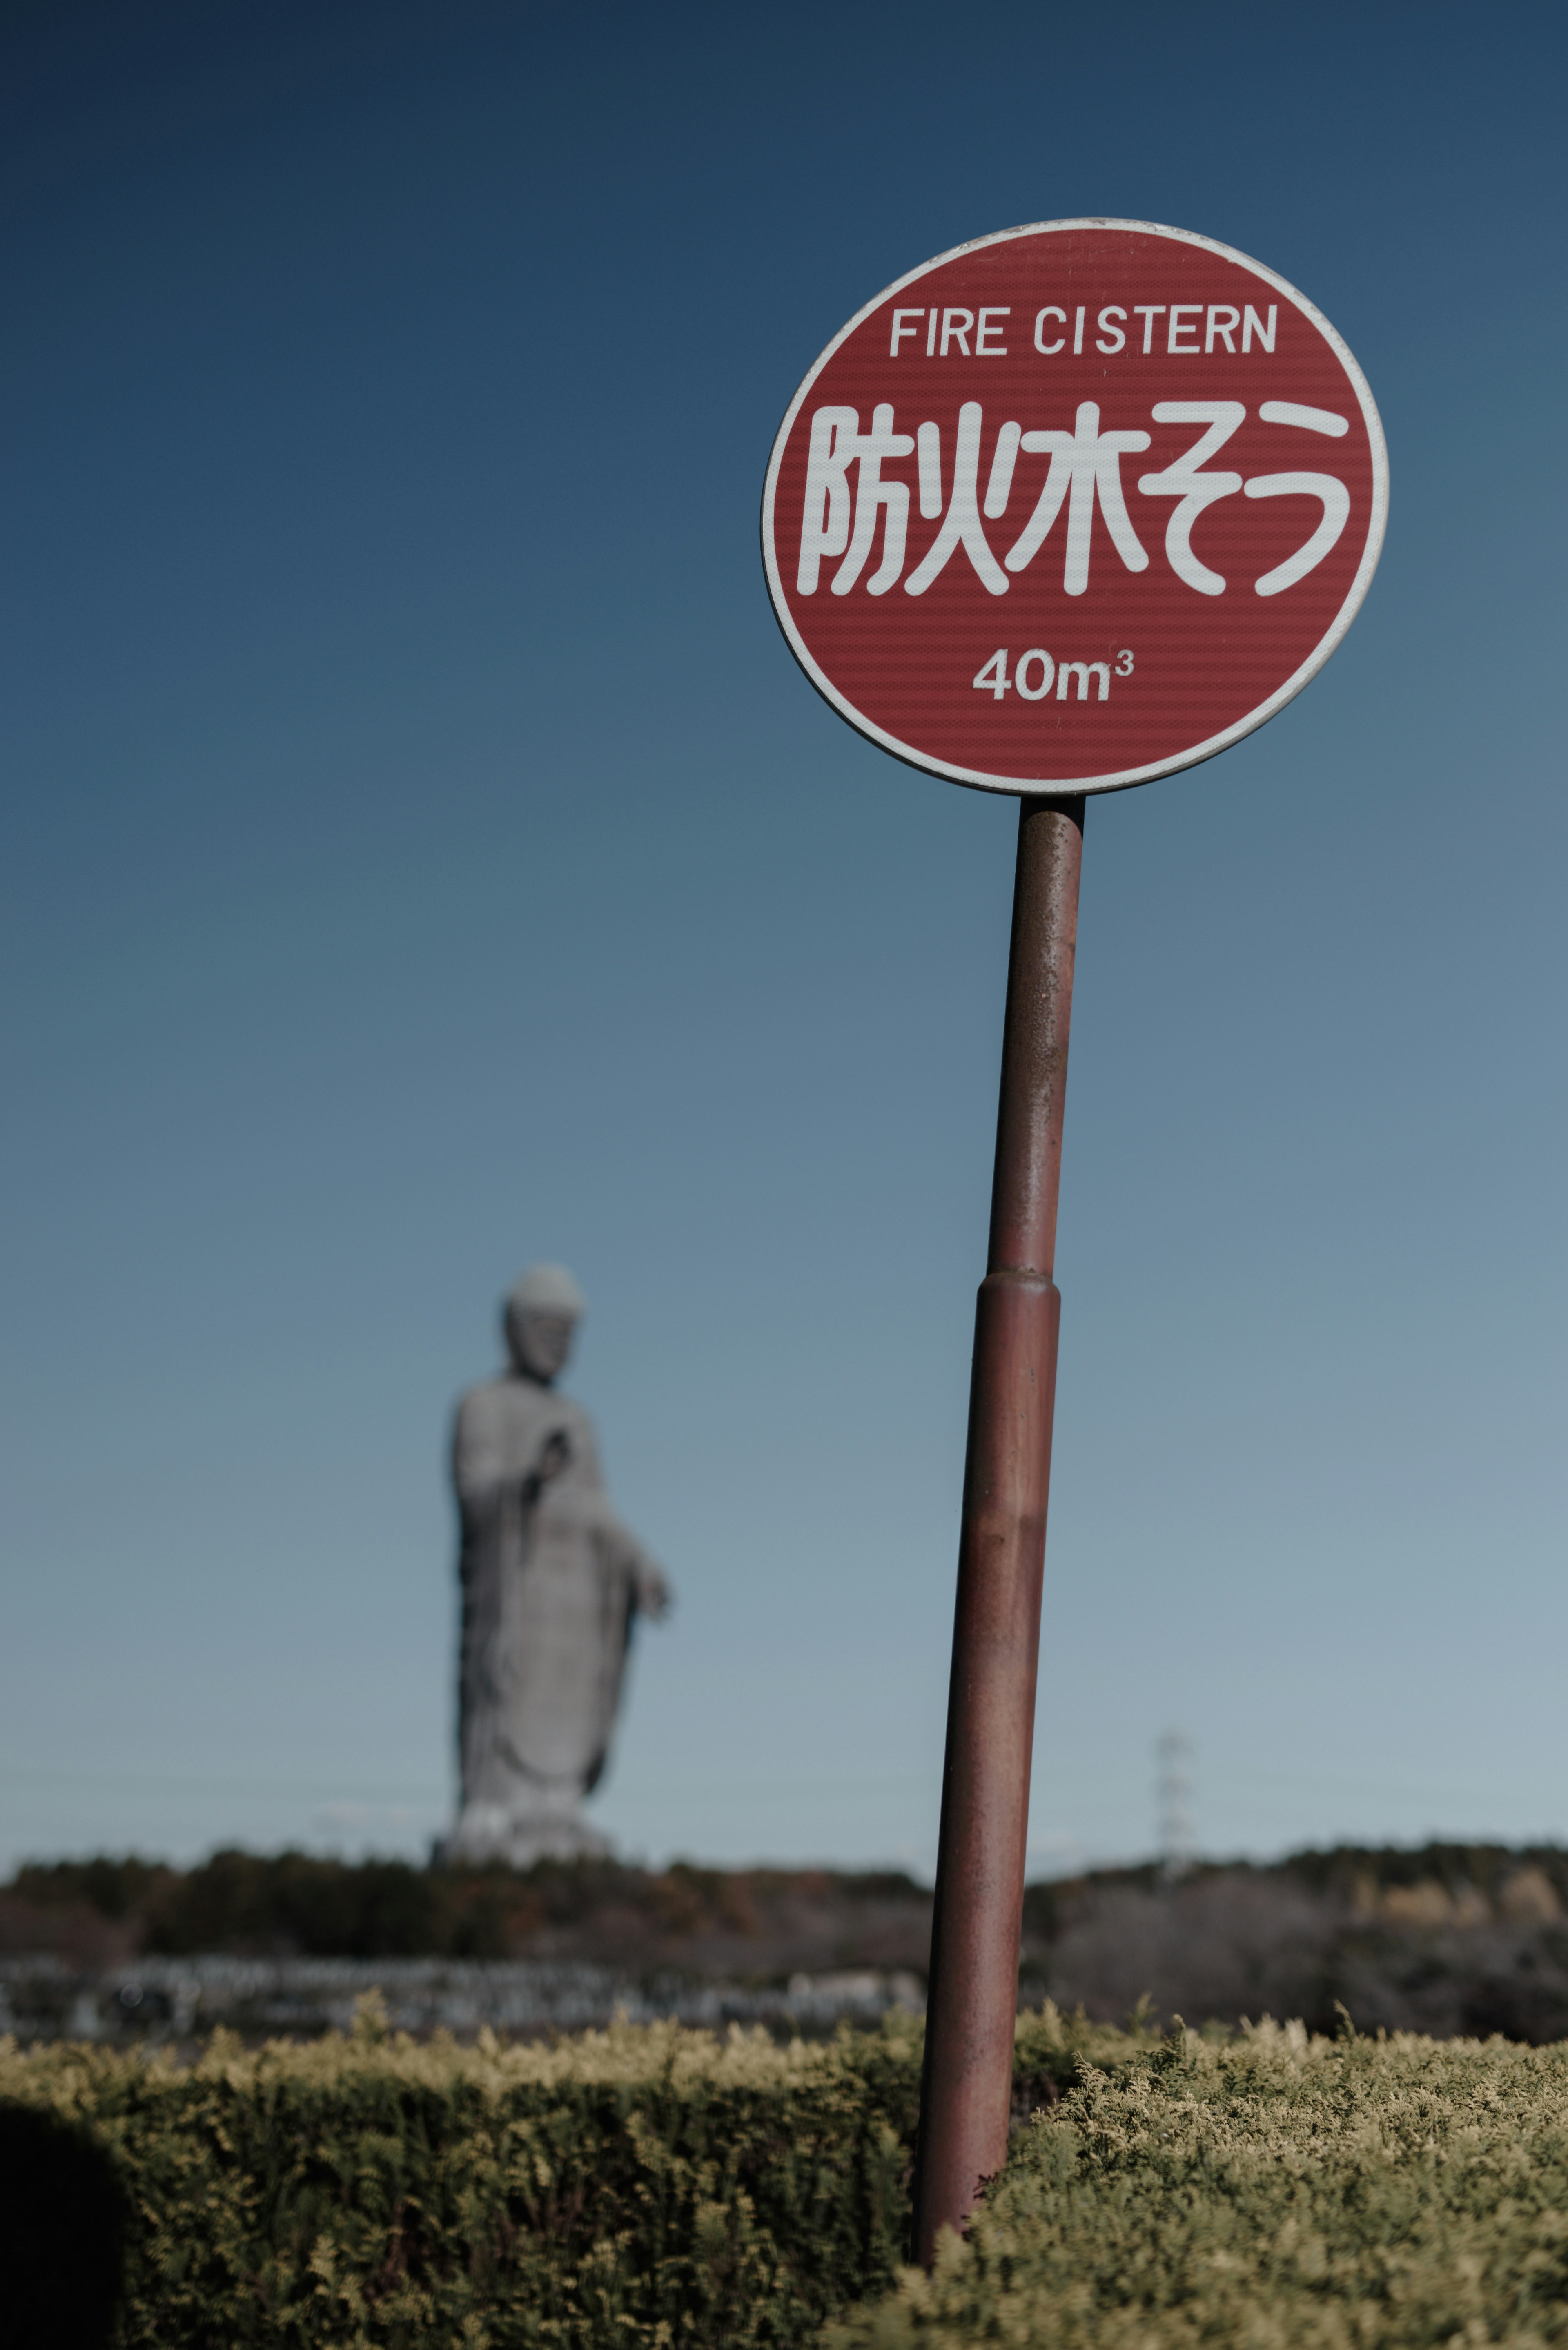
[760,216,1390,798]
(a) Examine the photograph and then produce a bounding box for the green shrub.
[827,2018,1568,2349]
[0,2002,1140,2346]
[21,1998,1568,2349]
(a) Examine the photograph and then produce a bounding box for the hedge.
[0,1998,1138,2347]
[827,2017,1568,2349]
[17,2002,1564,2350]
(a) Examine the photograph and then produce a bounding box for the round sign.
[762,219,1388,796]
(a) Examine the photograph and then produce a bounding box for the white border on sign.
[760,217,1390,798]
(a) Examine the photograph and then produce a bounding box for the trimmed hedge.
[828,2018,1568,2348]
[0,2000,1137,2346]
[22,2001,1566,2348]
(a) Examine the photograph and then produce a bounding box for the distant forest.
[4,1840,1566,2043]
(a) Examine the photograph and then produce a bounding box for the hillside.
[4,1840,1565,2042]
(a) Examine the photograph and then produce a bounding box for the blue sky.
[1,0,1564,1880]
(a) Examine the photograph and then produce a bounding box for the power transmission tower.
[1156,1730,1196,1880]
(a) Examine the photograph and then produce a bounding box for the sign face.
[762,219,1388,795]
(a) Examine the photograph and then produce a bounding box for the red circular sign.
[762,219,1387,795]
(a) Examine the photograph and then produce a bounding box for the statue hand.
[518,1429,572,1507]
[636,1564,673,1621]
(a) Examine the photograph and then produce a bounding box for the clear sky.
[1,0,1564,1882]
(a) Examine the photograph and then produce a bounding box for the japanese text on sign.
[797,399,1351,601]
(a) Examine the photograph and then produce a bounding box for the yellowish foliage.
[827,2019,1568,2349]
[0,2003,1144,2345]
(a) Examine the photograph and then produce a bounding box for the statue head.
[504,1262,586,1385]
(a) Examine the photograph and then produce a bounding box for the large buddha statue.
[442,1264,670,1865]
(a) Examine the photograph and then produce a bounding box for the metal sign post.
[760,217,1388,2259]
[913,790,1081,2263]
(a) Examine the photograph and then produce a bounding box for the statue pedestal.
[436,1798,612,1869]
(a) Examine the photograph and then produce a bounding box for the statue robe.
[452,1373,655,1821]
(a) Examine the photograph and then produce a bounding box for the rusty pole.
[912,791,1085,2267]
